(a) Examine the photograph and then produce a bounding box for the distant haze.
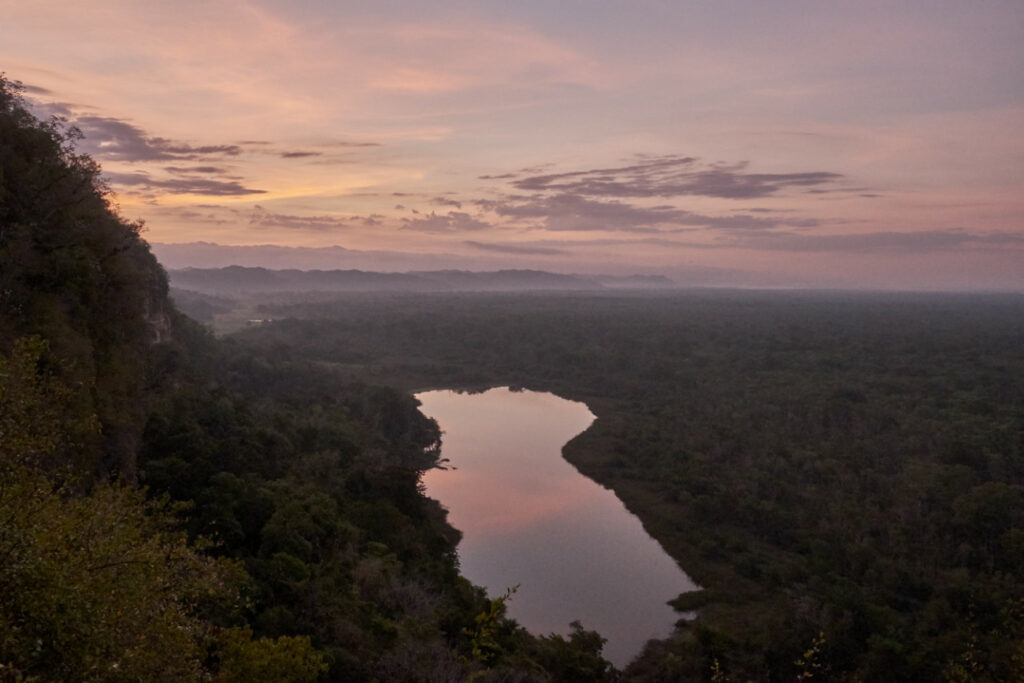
[154,242,1022,291]
[166,264,675,295]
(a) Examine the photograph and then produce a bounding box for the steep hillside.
[0,77,170,480]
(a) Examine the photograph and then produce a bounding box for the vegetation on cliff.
[0,76,613,680]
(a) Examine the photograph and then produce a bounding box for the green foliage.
[532,621,615,682]
[463,586,518,666]
[233,289,1024,680]
[0,338,230,680]
[136,346,489,680]
[794,632,827,680]
[134,330,619,679]
[0,474,232,680]
[212,627,327,682]
[0,335,98,473]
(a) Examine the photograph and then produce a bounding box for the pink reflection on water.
[417,387,697,668]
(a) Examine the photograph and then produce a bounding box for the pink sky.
[4,1,1023,288]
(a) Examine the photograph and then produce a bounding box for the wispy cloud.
[430,196,463,209]
[75,115,242,162]
[725,229,1024,253]
[21,83,54,95]
[151,206,237,226]
[400,211,491,233]
[463,240,569,256]
[104,171,265,196]
[163,165,230,175]
[507,155,842,199]
[248,205,353,231]
[279,150,322,158]
[25,99,75,119]
[483,230,1024,255]
[479,192,818,233]
[324,140,382,148]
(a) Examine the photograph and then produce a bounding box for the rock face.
[146,298,173,345]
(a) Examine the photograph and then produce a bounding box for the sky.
[4,0,1023,288]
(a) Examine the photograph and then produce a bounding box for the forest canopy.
[230,290,1024,681]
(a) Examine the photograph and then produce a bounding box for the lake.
[416,387,697,667]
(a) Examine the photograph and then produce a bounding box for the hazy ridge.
[169,265,675,294]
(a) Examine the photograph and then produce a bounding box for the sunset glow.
[5,1,1022,288]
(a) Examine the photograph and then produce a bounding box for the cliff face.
[0,77,172,482]
[146,298,173,345]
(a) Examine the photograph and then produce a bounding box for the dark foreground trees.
[0,337,326,681]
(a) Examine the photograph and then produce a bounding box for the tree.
[0,339,326,681]
[0,74,170,481]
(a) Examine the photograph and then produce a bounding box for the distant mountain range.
[168,266,675,294]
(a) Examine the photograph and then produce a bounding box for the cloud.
[400,211,492,233]
[164,166,230,175]
[105,171,265,196]
[475,230,1024,255]
[483,193,816,233]
[25,99,75,119]
[248,205,353,231]
[152,206,236,226]
[464,154,842,235]
[727,229,1024,253]
[430,196,463,209]
[506,155,842,199]
[489,194,676,232]
[21,83,53,95]
[279,151,323,158]
[325,140,382,148]
[74,116,242,161]
[463,240,569,256]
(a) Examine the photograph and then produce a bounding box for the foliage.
[212,628,326,682]
[0,74,169,481]
[463,586,518,666]
[0,335,97,473]
[135,335,599,680]
[0,336,329,681]
[232,289,1024,680]
[532,621,615,682]
[0,472,226,680]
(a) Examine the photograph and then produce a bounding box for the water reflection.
[417,387,696,667]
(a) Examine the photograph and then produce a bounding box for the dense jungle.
[223,290,1024,681]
